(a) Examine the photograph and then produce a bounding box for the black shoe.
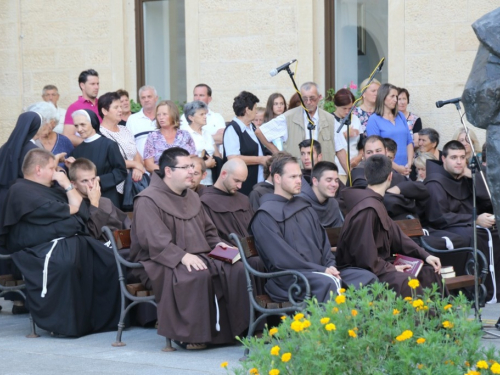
[12,304,28,315]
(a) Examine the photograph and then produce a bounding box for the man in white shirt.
[126,85,158,158]
[255,82,348,172]
[180,84,226,148]
[42,84,66,134]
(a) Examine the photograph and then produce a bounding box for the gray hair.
[26,101,59,125]
[183,100,208,124]
[300,81,320,93]
[138,85,158,97]
[418,128,440,147]
[42,84,59,95]
[71,109,91,122]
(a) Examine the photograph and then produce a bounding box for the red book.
[208,245,241,264]
[393,254,424,277]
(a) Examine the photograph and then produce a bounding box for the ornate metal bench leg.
[26,314,39,338]
[112,321,126,347]
[162,338,176,352]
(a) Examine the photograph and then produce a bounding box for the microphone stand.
[337,58,385,185]
[284,66,316,168]
[453,102,500,338]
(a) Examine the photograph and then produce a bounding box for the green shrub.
[225,281,500,375]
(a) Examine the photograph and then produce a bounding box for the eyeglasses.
[170,164,195,170]
[302,96,318,103]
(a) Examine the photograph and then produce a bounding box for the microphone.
[436,98,461,108]
[377,58,385,72]
[270,59,297,77]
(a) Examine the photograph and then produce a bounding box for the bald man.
[199,158,254,245]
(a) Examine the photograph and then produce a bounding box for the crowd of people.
[0,68,497,350]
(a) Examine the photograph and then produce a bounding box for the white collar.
[84,133,101,143]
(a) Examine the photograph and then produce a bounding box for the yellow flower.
[293,313,304,321]
[302,319,311,328]
[270,345,280,356]
[351,309,358,317]
[417,364,424,369]
[280,316,287,321]
[291,321,304,332]
[325,323,336,331]
[465,371,480,375]
[443,304,452,310]
[335,294,346,304]
[281,352,292,362]
[249,369,259,375]
[416,338,425,344]
[491,362,500,374]
[332,307,339,313]
[269,327,278,336]
[465,361,470,367]
[320,317,330,325]
[348,329,357,338]
[269,370,280,375]
[404,297,413,303]
[442,321,454,329]
[395,330,413,342]
[220,362,228,368]
[477,360,489,369]
[408,279,420,289]
[338,288,346,294]
[393,309,400,315]
[368,302,373,306]
[412,299,424,308]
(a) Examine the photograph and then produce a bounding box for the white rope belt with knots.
[478,226,496,304]
[313,272,342,294]
[41,237,64,298]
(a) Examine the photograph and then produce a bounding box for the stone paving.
[2,298,500,374]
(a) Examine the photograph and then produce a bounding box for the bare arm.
[52,172,82,214]
[144,157,159,173]
[63,124,83,146]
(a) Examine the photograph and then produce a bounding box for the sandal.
[173,340,207,350]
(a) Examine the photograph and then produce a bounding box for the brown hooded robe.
[337,187,446,298]
[129,173,251,344]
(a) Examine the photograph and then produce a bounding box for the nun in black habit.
[70,109,127,209]
[0,112,41,308]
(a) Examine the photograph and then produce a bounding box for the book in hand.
[393,254,424,277]
[208,245,241,264]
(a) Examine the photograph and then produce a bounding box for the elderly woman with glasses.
[183,100,221,186]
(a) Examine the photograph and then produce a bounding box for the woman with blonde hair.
[143,100,196,173]
[353,77,381,130]
[414,152,437,181]
[453,128,481,162]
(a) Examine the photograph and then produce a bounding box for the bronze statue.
[462,7,500,229]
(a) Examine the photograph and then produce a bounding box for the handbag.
[122,171,150,212]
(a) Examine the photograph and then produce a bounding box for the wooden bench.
[102,227,173,352]
[395,218,487,300]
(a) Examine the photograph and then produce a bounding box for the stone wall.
[388,0,500,146]
[185,0,318,121]
[0,0,136,144]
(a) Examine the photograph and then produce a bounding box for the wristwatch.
[65,184,74,192]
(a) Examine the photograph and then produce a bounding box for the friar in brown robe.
[189,156,207,196]
[129,147,251,348]
[337,155,445,298]
[424,141,500,301]
[69,158,129,242]
[200,158,254,244]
